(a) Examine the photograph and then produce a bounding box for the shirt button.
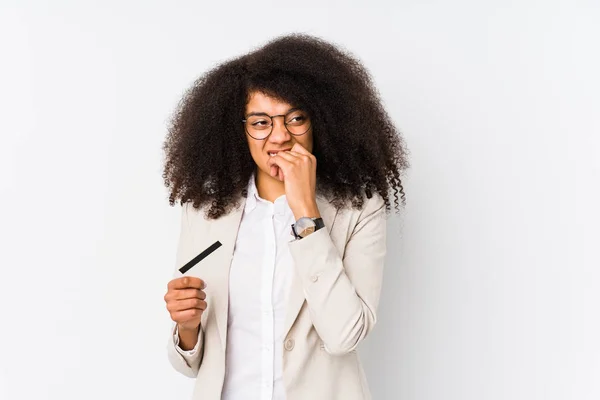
[310,275,318,283]
[284,338,295,351]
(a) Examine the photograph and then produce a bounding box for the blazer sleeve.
[166,203,205,377]
[288,193,387,355]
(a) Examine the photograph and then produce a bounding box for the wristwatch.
[291,217,325,240]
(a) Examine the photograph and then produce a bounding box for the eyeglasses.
[242,108,311,140]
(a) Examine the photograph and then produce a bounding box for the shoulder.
[181,200,243,221]
[344,190,386,225]
[330,190,387,239]
[359,190,386,217]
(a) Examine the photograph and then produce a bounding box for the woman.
[162,34,408,400]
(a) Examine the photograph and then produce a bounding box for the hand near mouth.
[266,143,321,220]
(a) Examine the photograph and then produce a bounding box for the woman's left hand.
[266,143,321,220]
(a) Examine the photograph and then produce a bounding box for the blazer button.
[310,275,318,282]
[284,338,295,351]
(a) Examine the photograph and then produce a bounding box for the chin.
[255,163,271,178]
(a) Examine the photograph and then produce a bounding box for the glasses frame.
[242,108,311,140]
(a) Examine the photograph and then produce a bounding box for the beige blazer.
[167,190,387,400]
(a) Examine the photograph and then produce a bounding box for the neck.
[255,168,285,202]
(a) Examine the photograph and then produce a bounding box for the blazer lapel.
[188,200,245,353]
[283,194,339,337]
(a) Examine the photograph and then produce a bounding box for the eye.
[247,117,271,129]
[286,114,307,125]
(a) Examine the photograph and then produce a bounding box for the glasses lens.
[285,110,311,135]
[245,115,272,139]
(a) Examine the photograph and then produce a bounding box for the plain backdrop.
[1,1,599,399]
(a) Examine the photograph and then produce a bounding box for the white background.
[1,1,598,399]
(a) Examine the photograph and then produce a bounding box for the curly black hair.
[162,33,409,219]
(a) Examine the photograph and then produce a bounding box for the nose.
[268,116,292,144]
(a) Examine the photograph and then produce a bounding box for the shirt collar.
[244,172,289,216]
[244,172,260,213]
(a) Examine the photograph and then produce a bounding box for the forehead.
[245,91,296,114]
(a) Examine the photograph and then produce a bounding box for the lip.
[266,148,292,154]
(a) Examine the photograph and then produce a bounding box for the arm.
[288,193,387,355]
[166,203,206,377]
[167,322,204,378]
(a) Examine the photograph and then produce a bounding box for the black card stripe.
[178,241,222,274]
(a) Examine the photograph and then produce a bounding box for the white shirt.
[174,173,296,400]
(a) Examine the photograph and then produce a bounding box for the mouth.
[267,148,292,157]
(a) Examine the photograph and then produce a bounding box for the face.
[244,91,314,177]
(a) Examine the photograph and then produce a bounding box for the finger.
[270,164,278,178]
[280,149,314,164]
[273,151,299,162]
[267,158,291,180]
[290,144,316,165]
[168,276,206,290]
[291,143,311,155]
[171,308,203,322]
[276,151,314,171]
[175,288,206,301]
[267,155,294,182]
[267,153,293,169]
[168,298,207,312]
[164,289,205,303]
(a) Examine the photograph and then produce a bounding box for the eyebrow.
[245,107,300,118]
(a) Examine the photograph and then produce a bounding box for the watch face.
[299,226,316,237]
[295,217,317,238]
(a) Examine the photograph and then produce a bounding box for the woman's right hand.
[164,276,207,332]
